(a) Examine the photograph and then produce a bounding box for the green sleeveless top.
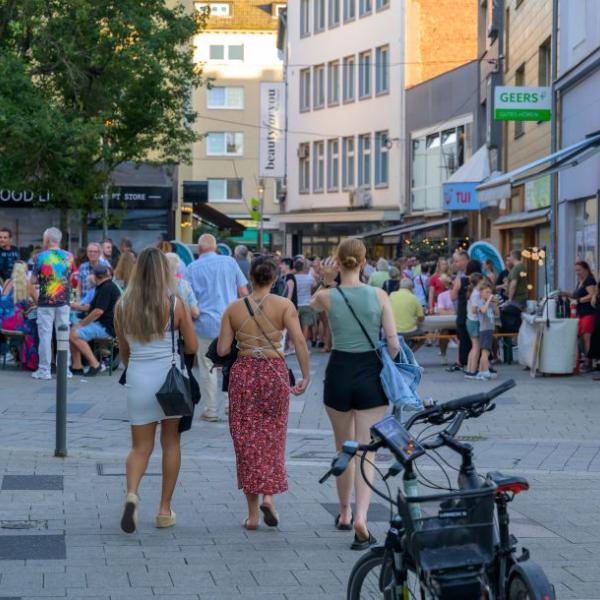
[328,285,382,353]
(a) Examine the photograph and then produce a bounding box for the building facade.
[281,0,404,257]
[556,0,600,288]
[178,1,287,248]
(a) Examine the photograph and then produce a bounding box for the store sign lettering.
[0,190,50,203]
[494,86,551,121]
[442,182,480,211]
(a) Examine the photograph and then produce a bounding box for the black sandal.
[259,504,280,527]
[335,514,353,531]
[350,530,377,551]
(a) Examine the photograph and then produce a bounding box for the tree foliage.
[0,0,206,216]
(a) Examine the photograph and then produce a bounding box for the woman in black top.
[382,267,401,295]
[588,277,600,365]
[573,261,597,371]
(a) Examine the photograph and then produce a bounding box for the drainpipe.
[549,0,559,290]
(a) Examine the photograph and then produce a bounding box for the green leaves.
[0,0,204,214]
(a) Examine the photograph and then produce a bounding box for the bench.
[91,337,119,376]
[406,332,518,364]
[0,329,25,369]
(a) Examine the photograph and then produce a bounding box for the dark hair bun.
[250,256,277,287]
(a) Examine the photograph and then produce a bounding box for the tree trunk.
[81,210,89,247]
[59,208,68,248]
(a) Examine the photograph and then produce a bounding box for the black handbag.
[156,297,194,417]
[243,297,296,387]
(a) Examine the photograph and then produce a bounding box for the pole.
[448,211,453,255]
[258,182,265,252]
[102,181,109,240]
[55,325,69,458]
[549,0,559,290]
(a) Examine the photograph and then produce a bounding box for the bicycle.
[320,379,556,600]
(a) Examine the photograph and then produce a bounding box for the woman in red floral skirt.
[217,257,310,529]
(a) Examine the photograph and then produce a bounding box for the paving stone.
[1,476,63,491]
[0,535,66,560]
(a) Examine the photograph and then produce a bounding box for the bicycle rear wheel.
[347,549,422,600]
[507,569,555,600]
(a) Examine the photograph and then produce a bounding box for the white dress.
[125,303,182,426]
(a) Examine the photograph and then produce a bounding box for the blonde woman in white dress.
[114,248,198,533]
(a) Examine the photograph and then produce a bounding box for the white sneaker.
[31,370,52,380]
[67,370,73,379]
[476,371,492,380]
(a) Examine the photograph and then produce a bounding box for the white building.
[556,0,600,287]
[280,0,404,257]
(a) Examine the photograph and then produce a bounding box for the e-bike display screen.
[371,416,426,462]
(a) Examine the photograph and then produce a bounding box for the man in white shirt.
[294,259,316,344]
[186,234,248,421]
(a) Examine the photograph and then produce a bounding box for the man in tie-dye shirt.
[30,227,74,379]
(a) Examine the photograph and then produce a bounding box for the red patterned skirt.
[228,356,290,495]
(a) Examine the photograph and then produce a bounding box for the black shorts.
[324,350,388,412]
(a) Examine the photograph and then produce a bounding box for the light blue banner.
[442,181,480,211]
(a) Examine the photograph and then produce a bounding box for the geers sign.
[494,86,551,121]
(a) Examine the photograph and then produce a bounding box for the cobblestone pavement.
[0,347,599,599]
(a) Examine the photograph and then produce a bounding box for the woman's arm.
[310,288,330,313]
[286,278,295,302]
[216,306,235,357]
[176,298,198,355]
[114,302,130,367]
[579,284,597,304]
[377,288,400,358]
[428,284,436,311]
[283,301,310,395]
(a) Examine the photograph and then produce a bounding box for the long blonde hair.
[11,261,29,303]
[113,251,136,287]
[116,247,174,343]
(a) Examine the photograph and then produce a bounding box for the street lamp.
[257,180,265,252]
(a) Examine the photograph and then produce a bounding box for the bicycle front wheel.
[347,548,422,600]
[507,569,555,600]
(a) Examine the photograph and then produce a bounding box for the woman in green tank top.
[312,239,399,551]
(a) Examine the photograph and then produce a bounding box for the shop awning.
[380,216,467,238]
[445,145,491,184]
[227,228,271,246]
[277,208,401,224]
[493,208,550,230]
[476,131,600,206]
[193,203,245,235]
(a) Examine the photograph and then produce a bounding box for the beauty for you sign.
[259,82,286,178]
[494,86,551,121]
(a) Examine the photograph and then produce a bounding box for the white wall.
[285,1,405,215]
[559,0,600,74]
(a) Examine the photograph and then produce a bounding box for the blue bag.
[379,336,423,410]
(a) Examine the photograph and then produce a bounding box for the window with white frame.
[358,133,371,186]
[411,123,469,211]
[313,64,325,109]
[374,131,389,186]
[342,136,355,189]
[358,50,372,98]
[344,0,356,21]
[313,141,325,192]
[208,178,243,202]
[375,45,389,95]
[272,3,286,18]
[329,0,341,27]
[327,60,340,106]
[195,3,231,17]
[207,86,244,109]
[206,132,244,156]
[376,0,389,10]
[300,0,310,36]
[208,43,244,61]
[314,0,325,32]
[327,139,340,191]
[343,55,356,102]
[299,143,311,193]
[300,68,311,112]
[359,0,372,17]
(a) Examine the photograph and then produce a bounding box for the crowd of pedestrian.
[2,223,600,549]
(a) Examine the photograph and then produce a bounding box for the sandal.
[335,513,354,531]
[120,492,139,534]
[259,504,280,527]
[156,510,176,529]
[350,530,377,551]
[243,518,258,531]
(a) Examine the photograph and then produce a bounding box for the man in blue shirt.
[186,234,248,421]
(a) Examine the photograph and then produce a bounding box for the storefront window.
[574,197,598,277]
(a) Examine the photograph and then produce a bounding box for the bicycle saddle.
[487,471,529,494]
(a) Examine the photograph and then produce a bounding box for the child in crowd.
[465,273,484,379]
[476,280,500,380]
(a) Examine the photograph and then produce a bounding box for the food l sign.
[494,86,551,121]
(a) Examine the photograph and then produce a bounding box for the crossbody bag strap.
[335,287,380,357]
[169,295,176,366]
[243,297,286,361]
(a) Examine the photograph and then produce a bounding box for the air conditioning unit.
[349,187,372,209]
[297,145,309,158]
